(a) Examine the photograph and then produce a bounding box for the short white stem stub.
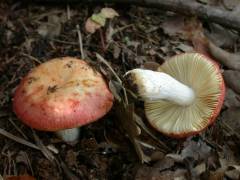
[56,127,80,142]
[125,69,195,106]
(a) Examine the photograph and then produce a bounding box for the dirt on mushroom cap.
[13,57,114,131]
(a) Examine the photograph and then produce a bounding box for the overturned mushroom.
[125,53,225,138]
[13,57,113,142]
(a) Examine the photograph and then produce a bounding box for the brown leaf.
[221,107,240,136]
[223,0,240,10]
[113,44,121,59]
[100,8,119,19]
[208,169,225,180]
[181,139,211,161]
[135,166,173,180]
[141,61,160,71]
[166,154,184,163]
[161,16,186,37]
[65,150,78,167]
[205,23,238,47]
[116,103,150,163]
[208,42,240,70]
[225,165,240,179]
[193,162,206,176]
[135,166,187,180]
[153,156,175,171]
[186,20,210,56]
[224,88,240,108]
[5,175,36,180]
[150,151,165,162]
[85,8,119,34]
[37,15,62,38]
[175,43,194,53]
[223,70,240,94]
[85,18,101,34]
[117,103,140,137]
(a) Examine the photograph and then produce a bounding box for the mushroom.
[13,57,113,142]
[125,53,225,138]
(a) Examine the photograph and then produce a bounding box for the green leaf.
[91,13,106,26]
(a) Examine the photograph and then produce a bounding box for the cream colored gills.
[126,53,223,135]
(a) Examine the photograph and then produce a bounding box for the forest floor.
[0,1,240,179]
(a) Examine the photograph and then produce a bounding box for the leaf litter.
[1,1,240,179]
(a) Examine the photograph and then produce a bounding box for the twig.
[99,29,106,51]
[96,53,128,104]
[222,121,240,139]
[96,53,122,83]
[32,130,55,162]
[134,114,171,152]
[35,0,240,31]
[67,4,71,20]
[49,38,78,45]
[21,53,42,64]
[8,117,29,140]
[132,138,151,163]
[76,24,85,59]
[0,128,40,150]
[60,160,79,180]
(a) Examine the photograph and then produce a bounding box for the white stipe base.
[125,69,195,106]
[56,127,80,142]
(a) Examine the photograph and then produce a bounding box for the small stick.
[99,29,106,51]
[0,128,40,150]
[21,53,42,64]
[32,130,55,162]
[76,24,85,59]
[49,38,78,45]
[67,4,71,20]
[8,117,29,140]
[96,53,128,104]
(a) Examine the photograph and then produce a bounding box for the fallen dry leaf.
[113,43,121,59]
[223,70,240,94]
[225,165,240,179]
[153,156,175,170]
[209,41,240,70]
[181,138,211,161]
[108,80,122,102]
[141,61,160,71]
[116,103,151,163]
[161,16,186,37]
[197,0,208,5]
[100,8,119,19]
[5,175,36,180]
[224,88,240,108]
[65,149,78,167]
[135,165,187,180]
[223,0,240,10]
[37,14,62,38]
[193,162,206,176]
[85,18,101,34]
[205,23,238,47]
[175,43,194,53]
[208,169,225,180]
[85,7,119,34]
[221,107,240,136]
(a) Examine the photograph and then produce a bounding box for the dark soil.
[1,1,240,180]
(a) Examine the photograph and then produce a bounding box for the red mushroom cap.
[13,57,113,131]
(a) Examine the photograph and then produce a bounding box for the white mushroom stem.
[125,69,195,106]
[56,128,80,142]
